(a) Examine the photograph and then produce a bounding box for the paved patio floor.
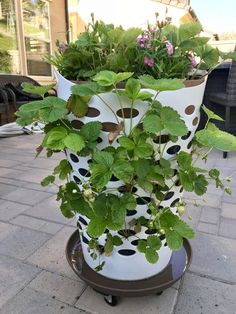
[0,134,236,314]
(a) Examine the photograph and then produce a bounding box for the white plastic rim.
[55,70,207,280]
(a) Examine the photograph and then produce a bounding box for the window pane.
[0,0,20,73]
[22,0,51,76]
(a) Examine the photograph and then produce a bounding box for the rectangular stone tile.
[200,206,220,224]
[183,204,202,230]
[10,215,63,235]
[22,182,57,194]
[221,202,236,220]
[0,201,30,221]
[76,286,178,314]
[1,188,50,205]
[16,169,53,184]
[0,287,83,314]
[197,222,218,235]
[183,192,221,208]
[22,158,60,171]
[0,153,35,163]
[0,177,25,187]
[174,272,236,314]
[27,226,78,281]
[0,183,17,197]
[219,217,236,239]
[0,255,40,307]
[24,196,71,224]
[28,270,86,305]
[190,232,236,283]
[0,159,21,168]
[0,221,18,241]
[0,226,51,260]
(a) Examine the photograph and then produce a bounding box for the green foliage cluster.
[15,72,236,269]
[47,16,236,81]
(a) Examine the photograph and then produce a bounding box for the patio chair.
[209,61,236,158]
[0,74,56,111]
[0,88,10,125]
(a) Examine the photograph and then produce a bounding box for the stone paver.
[200,206,220,224]
[28,270,86,305]
[0,200,30,221]
[0,134,236,314]
[221,202,236,219]
[0,287,85,314]
[197,222,218,235]
[219,217,236,239]
[174,272,236,314]
[0,255,40,307]
[0,226,51,260]
[76,286,178,314]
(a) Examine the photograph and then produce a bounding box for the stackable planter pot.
[55,71,207,281]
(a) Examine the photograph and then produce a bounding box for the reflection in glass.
[22,0,51,76]
[0,0,20,73]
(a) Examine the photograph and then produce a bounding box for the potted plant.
[16,16,236,281]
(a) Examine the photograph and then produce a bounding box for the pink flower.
[189,56,197,67]
[144,56,154,67]
[165,41,174,55]
[59,42,68,53]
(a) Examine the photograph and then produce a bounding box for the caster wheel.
[104,295,118,306]
[156,291,163,296]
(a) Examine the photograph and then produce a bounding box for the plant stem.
[96,94,120,124]
[129,100,134,135]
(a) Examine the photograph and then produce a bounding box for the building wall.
[50,0,67,53]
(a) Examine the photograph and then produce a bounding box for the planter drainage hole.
[181,131,191,140]
[78,216,88,226]
[145,229,157,235]
[131,239,139,246]
[153,134,170,144]
[78,168,91,177]
[187,141,192,149]
[136,197,151,205]
[116,108,139,118]
[126,209,137,216]
[71,120,84,129]
[82,235,89,245]
[96,137,103,144]
[192,117,199,126]
[167,145,181,155]
[118,186,137,193]
[170,198,180,207]
[185,105,195,115]
[118,229,136,237]
[87,159,92,164]
[86,107,100,117]
[159,234,166,241]
[164,191,174,201]
[102,122,118,132]
[118,249,136,256]
[110,175,120,182]
[164,242,168,247]
[77,222,82,230]
[70,154,79,163]
[73,175,81,184]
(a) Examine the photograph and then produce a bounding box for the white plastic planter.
[55,71,207,280]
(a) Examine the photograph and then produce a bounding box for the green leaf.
[112,160,134,182]
[137,239,147,253]
[67,94,89,118]
[112,235,123,246]
[137,179,153,192]
[133,159,151,178]
[137,91,154,100]
[194,174,208,195]
[147,235,162,250]
[93,151,114,167]
[121,193,137,210]
[93,70,117,86]
[115,72,134,84]
[111,199,126,227]
[173,220,195,239]
[209,169,220,179]
[118,137,135,150]
[53,159,72,180]
[104,235,114,256]
[159,158,174,177]
[90,164,112,191]
[202,105,224,121]
[179,170,194,192]
[195,125,236,151]
[178,22,202,42]
[80,121,102,141]
[177,152,192,171]
[134,142,153,158]
[60,203,74,218]
[125,78,141,100]
[160,107,188,136]
[87,218,107,237]
[143,114,163,134]
[21,82,55,97]
[139,75,184,92]
[165,229,183,250]
[145,247,159,264]
[43,126,68,150]
[220,51,236,61]
[71,82,98,96]
[64,133,85,152]
[40,175,55,187]
[121,27,142,45]
[70,197,93,217]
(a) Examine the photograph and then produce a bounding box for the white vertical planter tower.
[55,71,207,280]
